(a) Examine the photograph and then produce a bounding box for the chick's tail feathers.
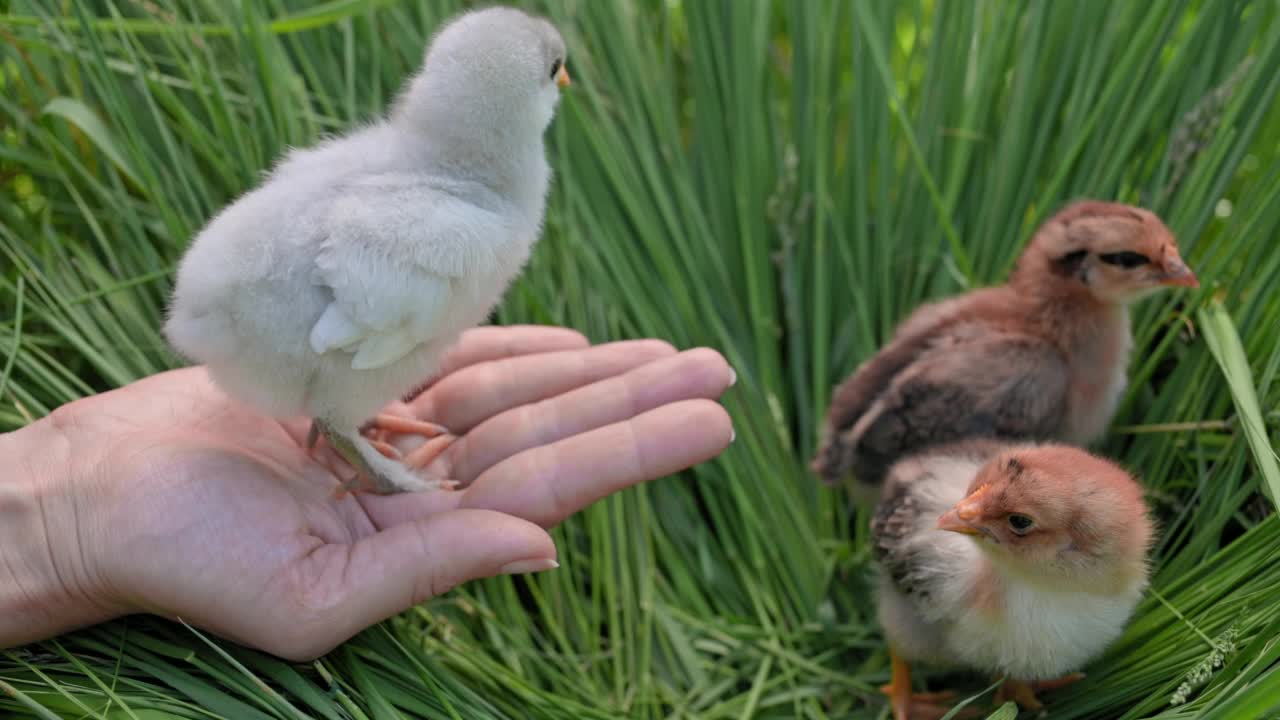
[810,422,892,487]
[810,432,853,485]
[164,302,312,418]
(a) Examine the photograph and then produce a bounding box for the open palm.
[53,326,733,659]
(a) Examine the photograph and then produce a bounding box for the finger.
[288,327,589,440]
[447,347,734,484]
[440,325,589,373]
[413,325,589,397]
[351,344,724,530]
[412,339,677,433]
[358,484,465,528]
[461,399,733,528]
[299,509,556,655]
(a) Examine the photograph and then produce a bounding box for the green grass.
[3,0,1280,717]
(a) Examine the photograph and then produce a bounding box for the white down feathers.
[164,7,565,430]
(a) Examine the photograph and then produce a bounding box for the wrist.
[0,411,123,648]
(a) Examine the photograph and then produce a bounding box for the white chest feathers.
[948,573,1144,680]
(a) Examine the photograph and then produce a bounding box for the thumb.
[310,509,556,650]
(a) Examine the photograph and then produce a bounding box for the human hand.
[0,326,734,659]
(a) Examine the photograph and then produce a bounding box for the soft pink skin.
[0,326,735,660]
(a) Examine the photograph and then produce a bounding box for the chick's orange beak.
[937,506,982,535]
[555,64,571,88]
[937,484,987,535]
[1158,255,1198,288]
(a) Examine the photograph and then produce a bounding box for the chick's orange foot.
[368,413,450,439]
[995,673,1086,711]
[332,469,459,499]
[368,438,401,459]
[363,412,458,469]
[305,417,460,497]
[878,689,958,720]
[880,652,980,720]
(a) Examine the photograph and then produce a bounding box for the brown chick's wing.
[822,299,961,436]
[813,333,937,483]
[829,333,1068,486]
[813,297,966,484]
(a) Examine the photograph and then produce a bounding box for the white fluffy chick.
[165,7,571,493]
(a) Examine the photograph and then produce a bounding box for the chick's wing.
[846,330,1069,480]
[307,177,504,370]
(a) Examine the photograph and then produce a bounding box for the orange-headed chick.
[873,441,1152,720]
[812,200,1197,487]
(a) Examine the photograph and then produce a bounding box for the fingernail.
[729,428,736,444]
[499,558,559,575]
[728,367,737,387]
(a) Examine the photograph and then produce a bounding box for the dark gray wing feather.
[847,333,1067,484]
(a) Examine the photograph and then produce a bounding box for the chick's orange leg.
[995,680,1041,711]
[403,434,455,469]
[880,650,913,720]
[996,673,1083,711]
[364,413,457,468]
[370,413,450,438]
[1030,672,1086,692]
[308,423,400,462]
[368,439,402,460]
[878,651,957,720]
[310,445,375,499]
[330,472,378,500]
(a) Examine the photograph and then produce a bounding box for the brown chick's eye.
[1008,514,1035,534]
[1053,249,1088,276]
[550,59,562,80]
[1098,251,1150,268]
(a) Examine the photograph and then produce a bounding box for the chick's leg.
[310,420,411,459]
[364,413,457,469]
[879,650,956,720]
[370,413,449,437]
[316,419,456,495]
[996,673,1084,711]
[882,650,913,720]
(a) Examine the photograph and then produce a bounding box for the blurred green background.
[3,0,1279,718]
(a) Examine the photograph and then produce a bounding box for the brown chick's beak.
[556,65,571,88]
[937,508,981,535]
[1158,258,1199,288]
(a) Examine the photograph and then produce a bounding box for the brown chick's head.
[1014,200,1198,303]
[936,445,1152,589]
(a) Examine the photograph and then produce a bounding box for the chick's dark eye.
[1007,514,1035,534]
[550,59,562,80]
[1098,251,1150,268]
[1053,249,1088,277]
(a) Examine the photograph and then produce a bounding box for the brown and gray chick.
[811,200,1197,487]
